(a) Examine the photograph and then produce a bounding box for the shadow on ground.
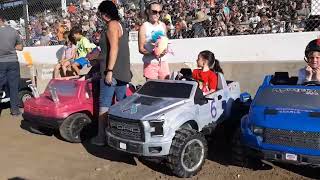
[81,140,137,165]
[138,157,174,176]
[206,124,272,171]
[0,102,10,117]
[80,122,137,166]
[275,163,320,179]
[8,177,29,180]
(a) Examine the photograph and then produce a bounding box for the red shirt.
[192,69,218,93]
[68,5,77,14]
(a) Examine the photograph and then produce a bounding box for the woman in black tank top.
[91,0,132,146]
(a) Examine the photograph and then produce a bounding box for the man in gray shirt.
[0,15,24,116]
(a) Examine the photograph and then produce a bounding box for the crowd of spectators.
[23,1,102,46]
[3,0,318,46]
[129,0,315,39]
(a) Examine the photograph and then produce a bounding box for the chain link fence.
[1,0,319,46]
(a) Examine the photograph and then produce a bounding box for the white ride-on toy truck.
[105,68,245,177]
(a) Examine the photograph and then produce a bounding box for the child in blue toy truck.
[232,38,320,168]
[297,38,320,84]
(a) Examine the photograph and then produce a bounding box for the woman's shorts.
[143,61,170,80]
[99,78,127,113]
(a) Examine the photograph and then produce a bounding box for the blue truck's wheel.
[168,128,208,178]
[231,127,248,167]
[231,128,263,168]
[59,113,91,143]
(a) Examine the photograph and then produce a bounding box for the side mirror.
[199,97,208,105]
[240,92,251,103]
[0,91,6,98]
[48,85,59,103]
[28,84,40,98]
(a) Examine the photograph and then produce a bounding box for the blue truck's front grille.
[264,128,320,150]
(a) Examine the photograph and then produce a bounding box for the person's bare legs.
[90,111,108,146]
[54,63,62,79]
[71,63,81,75]
[62,61,71,77]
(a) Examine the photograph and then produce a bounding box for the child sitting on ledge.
[71,47,101,75]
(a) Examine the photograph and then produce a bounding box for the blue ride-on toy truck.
[232,72,320,167]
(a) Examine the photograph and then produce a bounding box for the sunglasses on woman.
[151,10,162,15]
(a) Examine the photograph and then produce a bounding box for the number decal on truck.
[210,99,217,118]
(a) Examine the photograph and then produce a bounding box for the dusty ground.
[0,107,319,180]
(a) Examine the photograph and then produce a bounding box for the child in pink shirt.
[54,31,77,78]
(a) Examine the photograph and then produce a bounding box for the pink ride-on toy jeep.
[23,78,135,143]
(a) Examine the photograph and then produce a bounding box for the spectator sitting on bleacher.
[37,28,51,46]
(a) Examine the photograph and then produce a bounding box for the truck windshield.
[47,80,78,97]
[137,81,193,98]
[254,87,320,110]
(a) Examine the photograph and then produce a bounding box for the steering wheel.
[178,76,196,81]
[303,81,320,86]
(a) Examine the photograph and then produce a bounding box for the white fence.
[18,32,320,65]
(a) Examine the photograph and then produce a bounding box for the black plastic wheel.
[167,128,207,178]
[18,90,33,108]
[59,113,91,143]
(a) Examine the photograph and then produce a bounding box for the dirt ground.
[0,108,319,180]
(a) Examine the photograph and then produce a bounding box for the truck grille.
[264,128,320,150]
[108,115,144,142]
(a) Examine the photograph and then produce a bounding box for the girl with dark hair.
[91,0,132,146]
[192,50,223,95]
[138,0,170,80]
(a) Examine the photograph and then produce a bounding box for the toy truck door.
[198,90,224,123]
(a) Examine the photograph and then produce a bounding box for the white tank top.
[142,21,167,64]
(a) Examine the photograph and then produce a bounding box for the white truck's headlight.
[150,120,164,136]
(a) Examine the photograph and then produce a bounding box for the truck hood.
[24,95,79,112]
[250,106,320,132]
[109,95,187,120]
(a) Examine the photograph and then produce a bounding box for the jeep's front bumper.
[0,97,10,103]
[22,112,64,129]
[260,149,320,166]
[106,131,172,156]
[241,116,320,166]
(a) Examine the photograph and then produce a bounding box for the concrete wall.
[17,32,314,95]
[20,61,305,96]
[18,32,319,65]
[129,32,319,63]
